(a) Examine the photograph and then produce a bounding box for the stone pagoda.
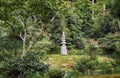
[61,31,67,55]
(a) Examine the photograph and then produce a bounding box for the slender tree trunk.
[23,28,27,57]
[92,0,95,19]
[118,19,120,29]
[103,4,106,14]
[18,16,27,58]
[22,32,26,57]
[23,39,26,56]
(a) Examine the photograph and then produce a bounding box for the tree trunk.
[20,28,27,58]
[18,16,27,57]
[92,0,95,19]
[22,38,26,57]
[103,4,106,12]
[118,19,120,29]
[103,4,106,14]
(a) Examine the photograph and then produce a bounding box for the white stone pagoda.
[61,31,67,55]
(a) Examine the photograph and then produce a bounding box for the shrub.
[113,42,120,64]
[68,48,78,55]
[75,50,84,55]
[113,42,120,73]
[99,61,115,74]
[114,66,120,73]
[64,70,81,78]
[74,56,99,76]
[48,69,65,78]
[50,46,60,54]
[0,51,49,78]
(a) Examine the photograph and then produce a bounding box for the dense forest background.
[0,0,120,78]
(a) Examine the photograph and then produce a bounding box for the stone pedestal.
[61,31,67,55]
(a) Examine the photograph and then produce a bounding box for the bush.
[99,61,115,74]
[113,42,120,64]
[98,34,120,55]
[0,51,49,78]
[64,70,81,78]
[75,50,84,55]
[114,66,120,73]
[47,69,65,78]
[74,56,99,76]
[68,48,78,55]
[50,46,60,54]
[113,42,120,73]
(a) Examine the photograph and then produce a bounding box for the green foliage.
[0,51,49,77]
[65,12,84,49]
[0,0,63,56]
[74,50,84,55]
[0,36,22,56]
[92,0,119,38]
[100,14,117,35]
[99,61,115,74]
[113,42,120,66]
[75,0,94,38]
[47,69,65,78]
[68,48,78,55]
[49,16,66,53]
[64,70,81,78]
[0,0,62,22]
[0,0,120,77]
[93,13,118,38]
[74,56,99,75]
[51,46,60,54]
[110,0,120,19]
[82,43,100,57]
[98,33,120,55]
[32,34,52,54]
[74,43,103,76]
[114,66,120,73]
[29,0,63,24]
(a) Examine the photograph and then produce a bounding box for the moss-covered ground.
[77,74,120,78]
[47,54,113,70]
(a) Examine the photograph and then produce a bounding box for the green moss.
[48,54,114,70]
[48,54,80,70]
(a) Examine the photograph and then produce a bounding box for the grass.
[48,54,80,70]
[45,54,119,78]
[47,54,80,70]
[47,54,113,70]
[77,74,120,78]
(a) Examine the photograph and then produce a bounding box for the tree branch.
[18,16,25,27]
[27,26,45,52]
[27,13,57,52]
[5,21,14,32]
[50,11,59,23]
[19,31,24,40]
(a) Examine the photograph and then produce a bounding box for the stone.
[61,31,67,55]
[68,58,73,60]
